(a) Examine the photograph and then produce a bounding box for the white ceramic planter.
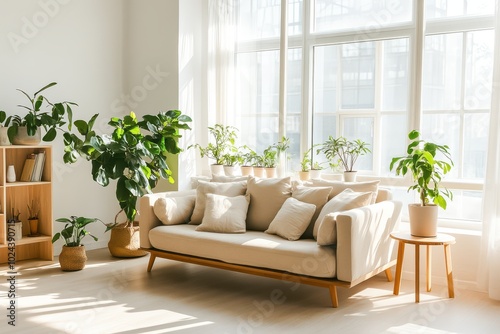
[265,167,277,178]
[223,165,238,176]
[210,164,224,176]
[408,203,438,237]
[253,167,266,178]
[343,171,357,182]
[241,166,253,176]
[309,169,322,179]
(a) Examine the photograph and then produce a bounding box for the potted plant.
[310,161,324,179]
[299,144,322,180]
[261,136,290,178]
[62,110,192,257]
[52,216,106,271]
[189,124,238,176]
[7,82,77,145]
[240,146,257,176]
[0,110,11,145]
[27,200,39,236]
[317,136,370,182]
[390,130,453,237]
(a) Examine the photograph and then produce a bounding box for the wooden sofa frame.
[143,247,396,308]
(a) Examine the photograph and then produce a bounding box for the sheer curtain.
[207,0,235,125]
[479,1,500,301]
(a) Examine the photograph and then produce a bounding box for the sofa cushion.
[196,194,249,233]
[190,180,247,225]
[265,197,316,241]
[292,186,332,239]
[313,188,373,239]
[316,213,338,246]
[149,224,336,278]
[153,195,196,225]
[310,179,380,203]
[211,175,249,183]
[245,176,292,231]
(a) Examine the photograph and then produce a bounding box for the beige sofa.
[139,176,402,308]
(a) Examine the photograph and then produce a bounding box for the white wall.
[0,0,124,253]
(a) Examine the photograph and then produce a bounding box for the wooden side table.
[391,232,456,303]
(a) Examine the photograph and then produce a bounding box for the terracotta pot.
[240,166,253,176]
[108,223,148,258]
[299,171,310,181]
[253,167,266,178]
[265,167,277,178]
[28,219,39,235]
[408,203,438,237]
[59,245,87,271]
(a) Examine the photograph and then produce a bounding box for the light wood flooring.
[1,248,499,334]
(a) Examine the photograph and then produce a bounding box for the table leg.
[394,240,405,295]
[427,245,432,292]
[444,244,455,298]
[415,244,420,303]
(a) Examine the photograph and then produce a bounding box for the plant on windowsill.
[7,82,77,145]
[62,110,192,257]
[52,216,106,271]
[189,124,238,176]
[317,136,370,182]
[240,146,257,176]
[259,136,290,178]
[390,130,453,237]
[299,144,322,180]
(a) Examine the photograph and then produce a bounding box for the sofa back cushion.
[195,193,250,233]
[310,179,380,203]
[154,195,196,225]
[190,180,247,224]
[246,176,292,231]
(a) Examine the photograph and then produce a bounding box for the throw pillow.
[292,186,332,239]
[312,188,373,239]
[316,213,338,246]
[245,176,292,231]
[310,179,380,203]
[190,180,247,225]
[196,193,249,233]
[153,195,196,225]
[265,197,316,241]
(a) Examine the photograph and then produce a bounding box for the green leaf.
[42,128,57,141]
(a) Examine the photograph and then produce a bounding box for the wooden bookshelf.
[0,145,53,265]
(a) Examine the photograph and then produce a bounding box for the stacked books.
[20,151,46,182]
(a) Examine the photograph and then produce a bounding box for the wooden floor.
[1,248,499,334]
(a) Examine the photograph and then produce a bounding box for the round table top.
[390,232,456,245]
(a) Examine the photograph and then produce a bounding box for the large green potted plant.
[52,216,106,271]
[317,136,370,182]
[63,110,192,257]
[390,130,453,237]
[189,124,238,176]
[7,82,76,145]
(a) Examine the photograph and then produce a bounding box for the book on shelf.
[31,151,45,182]
[20,153,36,182]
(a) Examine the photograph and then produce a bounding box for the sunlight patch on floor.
[387,323,457,333]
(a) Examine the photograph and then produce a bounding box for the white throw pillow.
[310,179,380,203]
[246,176,292,231]
[190,180,247,225]
[265,197,316,241]
[292,186,332,239]
[312,188,373,239]
[196,193,250,233]
[153,195,196,225]
[316,213,338,246]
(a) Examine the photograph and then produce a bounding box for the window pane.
[440,190,483,222]
[422,33,463,111]
[237,0,281,41]
[463,113,489,179]
[343,117,374,171]
[382,39,410,111]
[314,45,338,114]
[381,114,407,174]
[287,48,303,172]
[341,42,375,109]
[288,0,303,36]
[421,113,460,179]
[465,30,494,110]
[426,0,495,20]
[314,0,413,33]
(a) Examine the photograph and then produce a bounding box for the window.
[230,0,497,228]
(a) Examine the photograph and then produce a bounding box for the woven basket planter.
[108,223,148,258]
[59,245,87,271]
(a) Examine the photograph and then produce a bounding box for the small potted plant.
[189,124,238,176]
[52,216,106,271]
[27,200,39,236]
[0,110,11,145]
[7,82,77,145]
[240,146,257,176]
[261,136,290,178]
[390,130,453,237]
[299,149,312,181]
[317,136,370,182]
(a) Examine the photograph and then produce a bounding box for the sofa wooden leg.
[329,286,339,308]
[385,268,393,282]
[147,253,156,272]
